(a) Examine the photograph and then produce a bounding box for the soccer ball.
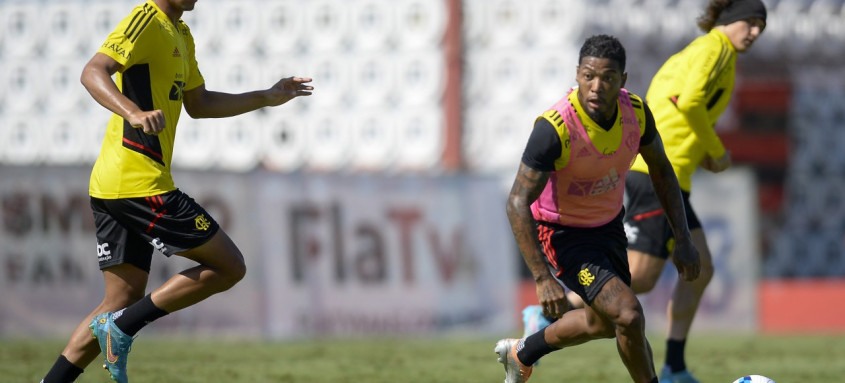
[732,375,775,383]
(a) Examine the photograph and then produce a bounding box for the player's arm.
[506,162,568,317]
[81,53,165,135]
[674,39,729,162]
[506,117,567,318]
[638,110,700,281]
[182,77,314,119]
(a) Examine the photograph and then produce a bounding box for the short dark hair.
[579,35,626,71]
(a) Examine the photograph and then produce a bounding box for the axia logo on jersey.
[97,242,112,262]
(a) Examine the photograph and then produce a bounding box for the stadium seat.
[261,114,306,172]
[394,111,443,170]
[350,111,396,171]
[394,0,446,50]
[172,117,219,170]
[304,113,352,171]
[216,114,262,172]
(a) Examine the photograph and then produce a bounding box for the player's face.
[575,57,627,123]
[727,18,765,52]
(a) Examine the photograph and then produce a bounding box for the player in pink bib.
[495,35,700,383]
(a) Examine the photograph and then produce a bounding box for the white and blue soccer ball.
[732,375,775,383]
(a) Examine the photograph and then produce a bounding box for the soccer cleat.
[659,365,700,383]
[521,305,551,338]
[494,338,533,383]
[89,312,133,383]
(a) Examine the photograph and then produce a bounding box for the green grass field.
[3,334,844,382]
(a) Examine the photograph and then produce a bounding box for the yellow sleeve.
[538,110,570,170]
[180,21,205,91]
[673,33,728,158]
[629,93,648,138]
[97,5,153,69]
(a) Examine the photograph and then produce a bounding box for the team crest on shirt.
[578,268,595,286]
[195,214,211,231]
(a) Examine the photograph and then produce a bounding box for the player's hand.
[535,275,568,319]
[265,76,314,106]
[700,151,731,173]
[128,110,165,135]
[671,236,701,281]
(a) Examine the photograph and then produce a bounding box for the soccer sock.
[665,338,687,373]
[516,327,560,366]
[43,355,83,383]
[112,294,169,336]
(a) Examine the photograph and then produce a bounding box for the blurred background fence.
[1,0,843,338]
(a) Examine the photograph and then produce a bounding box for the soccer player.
[40,1,313,382]
[521,1,767,382]
[496,35,700,383]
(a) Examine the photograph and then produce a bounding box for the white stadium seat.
[215,114,263,172]
[350,110,396,170]
[172,117,219,170]
[262,114,307,172]
[0,115,44,165]
[304,113,352,171]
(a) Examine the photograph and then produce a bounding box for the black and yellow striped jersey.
[630,28,736,191]
[90,0,204,199]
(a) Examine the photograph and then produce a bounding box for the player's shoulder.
[539,109,564,129]
[627,92,645,110]
[116,2,160,41]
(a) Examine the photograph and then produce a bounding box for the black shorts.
[536,210,631,306]
[91,189,220,272]
[624,171,701,259]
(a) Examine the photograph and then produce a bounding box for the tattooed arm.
[639,133,701,281]
[506,162,568,318]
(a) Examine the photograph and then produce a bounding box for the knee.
[220,256,247,290]
[614,305,646,334]
[698,262,715,285]
[630,274,659,294]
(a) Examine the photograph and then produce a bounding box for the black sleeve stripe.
[122,9,145,37]
[630,95,643,109]
[547,110,563,126]
[125,6,157,43]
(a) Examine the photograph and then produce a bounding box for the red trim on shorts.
[146,209,167,233]
[144,195,166,233]
[632,208,663,221]
[145,195,165,211]
[537,224,561,274]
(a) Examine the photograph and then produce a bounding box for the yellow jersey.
[89,0,204,198]
[630,28,736,191]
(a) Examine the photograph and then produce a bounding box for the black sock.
[650,378,659,383]
[516,327,560,366]
[665,338,687,373]
[43,355,83,383]
[113,294,169,336]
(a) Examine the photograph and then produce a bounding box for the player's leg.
[104,190,245,333]
[628,248,667,293]
[43,197,155,383]
[663,227,713,381]
[589,276,656,383]
[43,265,149,383]
[149,229,246,313]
